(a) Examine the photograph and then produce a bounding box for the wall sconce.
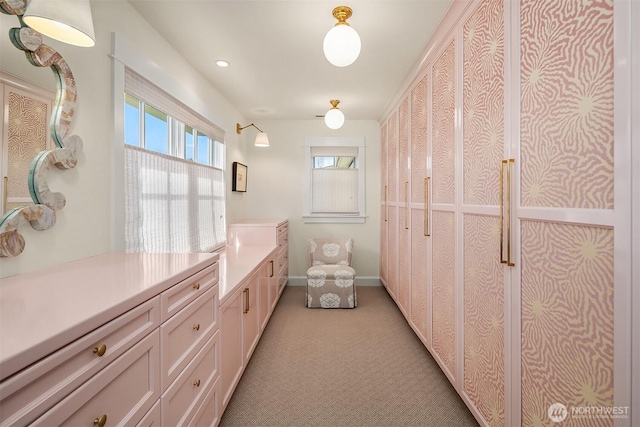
[236,123,270,147]
[323,6,361,67]
[324,100,345,130]
[22,0,96,47]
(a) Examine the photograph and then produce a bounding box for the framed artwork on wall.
[232,162,248,192]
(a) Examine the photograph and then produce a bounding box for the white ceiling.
[127,0,452,122]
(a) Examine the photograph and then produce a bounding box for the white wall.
[0,2,249,277]
[242,119,381,280]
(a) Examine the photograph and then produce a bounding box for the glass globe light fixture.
[324,100,345,130]
[323,6,361,67]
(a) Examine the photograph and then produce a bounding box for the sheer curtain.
[124,146,226,253]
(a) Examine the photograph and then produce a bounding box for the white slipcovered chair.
[306,238,356,308]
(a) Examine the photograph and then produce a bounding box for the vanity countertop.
[0,252,218,380]
[217,245,278,305]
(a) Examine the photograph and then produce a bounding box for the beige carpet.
[219,286,479,427]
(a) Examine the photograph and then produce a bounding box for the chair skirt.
[306,265,357,308]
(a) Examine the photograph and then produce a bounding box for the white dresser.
[0,252,220,427]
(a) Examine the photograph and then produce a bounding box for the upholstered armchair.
[306,238,356,308]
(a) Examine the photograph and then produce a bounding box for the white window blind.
[311,168,359,213]
[125,146,226,252]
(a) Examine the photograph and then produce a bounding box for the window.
[303,137,366,223]
[123,68,226,252]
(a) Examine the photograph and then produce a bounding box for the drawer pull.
[193,282,200,290]
[193,379,201,387]
[93,344,107,357]
[193,323,200,331]
[94,414,107,427]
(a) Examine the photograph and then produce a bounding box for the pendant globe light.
[324,100,345,130]
[323,6,361,67]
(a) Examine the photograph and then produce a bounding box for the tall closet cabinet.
[379,0,636,426]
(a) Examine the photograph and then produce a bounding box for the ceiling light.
[323,6,361,67]
[22,0,96,47]
[216,60,230,67]
[324,100,345,130]
[237,123,270,147]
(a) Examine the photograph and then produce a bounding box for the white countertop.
[228,218,287,227]
[217,245,278,304]
[0,252,218,380]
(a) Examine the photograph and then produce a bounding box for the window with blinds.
[304,137,366,223]
[123,68,226,252]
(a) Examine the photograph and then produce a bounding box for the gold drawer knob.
[193,323,200,331]
[193,282,200,290]
[93,344,107,357]
[94,414,107,427]
[193,379,201,387]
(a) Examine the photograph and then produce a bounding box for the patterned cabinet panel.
[463,0,504,207]
[432,40,456,205]
[411,73,429,204]
[397,206,410,317]
[431,211,456,378]
[386,207,398,299]
[520,0,614,209]
[381,122,388,285]
[410,208,429,346]
[387,112,398,203]
[463,214,504,427]
[398,96,410,204]
[520,220,614,427]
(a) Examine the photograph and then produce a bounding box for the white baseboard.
[287,276,382,287]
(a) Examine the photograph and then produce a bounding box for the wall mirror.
[0,0,86,257]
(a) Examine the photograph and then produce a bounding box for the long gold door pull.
[404,181,409,230]
[500,159,515,266]
[424,177,430,237]
[243,288,249,314]
[384,185,388,222]
[269,260,274,277]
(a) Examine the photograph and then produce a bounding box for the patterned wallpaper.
[521,220,614,427]
[411,73,429,204]
[7,91,48,205]
[520,0,614,209]
[432,40,456,205]
[431,210,456,377]
[463,0,504,207]
[461,2,505,424]
[463,214,504,427]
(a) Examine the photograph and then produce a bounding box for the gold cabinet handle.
[500,159,515,266]
[3,176,8,215]
[269,260,274,278]
[384,185,388,222]
[424,177,430,237]
[193,282,200,290]
[93,414,107,427]
[93,344,107,357]
[193,379,201,387]
[193,323,200,331]
[404,181,409,229]
[243,288,249,314]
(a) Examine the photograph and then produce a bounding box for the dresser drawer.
[31,330,160,426]
[277,231,288,251]
[160,286,218,391]
[0,297,160,427]
[188,377,220,427]
[161,264,218,322]
[136,400,160,427]
[161,332,219,427]
[276,222,288,236]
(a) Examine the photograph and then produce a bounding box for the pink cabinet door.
[220,288,243,410]
[242,273,260,364]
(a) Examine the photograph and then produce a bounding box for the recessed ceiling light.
[216,60,230,67]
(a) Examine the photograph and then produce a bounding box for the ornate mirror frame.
[0,0,83,257]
